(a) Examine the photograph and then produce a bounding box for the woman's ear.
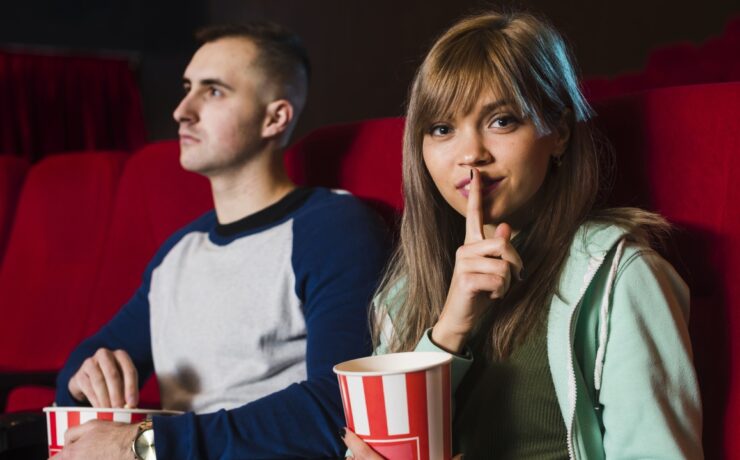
[553,108,573,157]
[261,99,294,139]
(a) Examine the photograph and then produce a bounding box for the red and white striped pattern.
[44,409,149,455]
[337,363,451,460]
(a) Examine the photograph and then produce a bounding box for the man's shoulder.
[153,210,216,258]
[296,187,378,220]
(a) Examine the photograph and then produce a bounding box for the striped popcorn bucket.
[43,407,182,456]
[334,352,452,460]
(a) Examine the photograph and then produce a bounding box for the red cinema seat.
[0,156,29,267]
[83,141,212,336]
[0,152,126,411]
[593,82,740,459]
[643,42,704,87]
[284,117,405,226]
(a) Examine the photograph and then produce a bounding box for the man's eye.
[209,87,223,97]
[429,124,452,136]
[182,85,191,94]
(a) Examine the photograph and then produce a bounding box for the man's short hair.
[196,22,310,97]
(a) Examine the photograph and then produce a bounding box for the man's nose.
[173,94,197,124]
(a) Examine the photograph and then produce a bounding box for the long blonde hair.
[373,11,669,358]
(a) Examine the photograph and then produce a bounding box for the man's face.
[173,37,269,177]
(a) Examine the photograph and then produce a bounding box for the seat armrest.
[0,411,47,459]
[0,371,57,412]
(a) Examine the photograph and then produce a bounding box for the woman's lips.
[458,177,503,198]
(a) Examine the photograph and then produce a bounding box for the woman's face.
[422,90,567,233]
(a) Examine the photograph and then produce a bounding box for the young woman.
[343,11,703,460]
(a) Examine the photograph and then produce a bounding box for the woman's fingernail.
[339,427,346,439]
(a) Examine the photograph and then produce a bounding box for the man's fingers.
[96,351,125,408]
[64,420,97,445]
[465,168,484,243]
[114,350,139,408]
[76,373,98,407]
[83,358,112,408]
[343,428,385,460]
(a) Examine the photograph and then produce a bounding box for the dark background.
[2,0,738,142]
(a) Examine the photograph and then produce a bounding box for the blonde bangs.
[412,24,545,135]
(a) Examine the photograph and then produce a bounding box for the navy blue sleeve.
[153,194,391,459]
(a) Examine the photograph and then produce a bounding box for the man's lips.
[456,175,503,198]
[179,132,200,144]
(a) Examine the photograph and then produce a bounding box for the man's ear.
[261,99,294,139]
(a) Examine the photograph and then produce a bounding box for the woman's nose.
[457,132,493,167]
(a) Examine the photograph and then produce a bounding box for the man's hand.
[49,420,138,460]
[68,348,139,408]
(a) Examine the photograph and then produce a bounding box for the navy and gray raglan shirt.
[56,187,391,458]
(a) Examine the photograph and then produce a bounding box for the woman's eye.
[491,115,518,129]
[429,124,452,136]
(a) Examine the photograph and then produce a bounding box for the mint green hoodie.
[379,223,703,459]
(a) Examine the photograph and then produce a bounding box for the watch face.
[135,429,156,460]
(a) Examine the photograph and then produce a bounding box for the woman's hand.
[432,168,523,353]
[342,428,463,460]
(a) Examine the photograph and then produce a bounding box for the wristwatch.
[132,419,156,460]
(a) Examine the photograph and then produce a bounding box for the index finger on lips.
[465,168,485,244]
[466,237,524,279]
[113,349,139,408]
[343,428,385,460]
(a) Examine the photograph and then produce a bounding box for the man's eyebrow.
[200,78,235,91]
[181,77,235,91]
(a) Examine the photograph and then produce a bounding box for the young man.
[53,22,389,459]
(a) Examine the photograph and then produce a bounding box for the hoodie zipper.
[565,254,608,460]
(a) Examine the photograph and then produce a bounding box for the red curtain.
[0,50,147,161]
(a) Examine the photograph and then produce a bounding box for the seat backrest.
[593,82,740,459]
[0,156,29,267]
[0,152,127,371]
[284,117,405,226]
[84,141,212,335]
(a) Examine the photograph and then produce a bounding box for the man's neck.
[208,149,296,225]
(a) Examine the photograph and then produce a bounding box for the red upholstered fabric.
[593,82,740,459]
[583,13,740,102]
[0,50,147,162]
[0,156,29,266]
[284,117,405,226]
[83,141,212,336]
[4,386,55,413]
[0,152,126,372]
